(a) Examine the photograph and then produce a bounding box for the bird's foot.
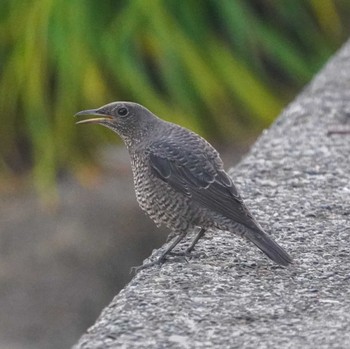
[130,251,199,274]
[327,129,350,135]
[168,250,194,258]
[168,249,203,259]
[166,232,177,242]
[130,256,166,274]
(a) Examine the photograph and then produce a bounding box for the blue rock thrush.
[76,102,292,270]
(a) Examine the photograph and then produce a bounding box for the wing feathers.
[149,152,257,229]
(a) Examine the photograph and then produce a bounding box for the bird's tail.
[244,227,292,266]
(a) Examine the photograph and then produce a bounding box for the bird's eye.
[117,107,129,117]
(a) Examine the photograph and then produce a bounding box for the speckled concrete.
[74,40,350,349]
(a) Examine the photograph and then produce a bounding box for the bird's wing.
[148,144,258,231]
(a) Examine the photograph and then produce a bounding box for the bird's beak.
[75,109,113,125]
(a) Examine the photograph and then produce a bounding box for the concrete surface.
[73,39,350,349]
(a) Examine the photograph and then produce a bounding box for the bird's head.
[75,101,159,146]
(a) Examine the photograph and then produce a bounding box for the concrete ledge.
[74,40,350,349]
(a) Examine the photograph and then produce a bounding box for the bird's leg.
[169,228,206,257]
[131,232,186,273]
[186,227,206,253]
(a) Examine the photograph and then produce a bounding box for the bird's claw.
[168,250,194,258]
[168,249,206,260]
[166,232,177,242]
[130,256,166,274]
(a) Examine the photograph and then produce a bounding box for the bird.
[75,101,292,271]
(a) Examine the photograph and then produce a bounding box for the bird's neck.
[123,119,161,151]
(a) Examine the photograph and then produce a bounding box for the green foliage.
[0,0,349,197]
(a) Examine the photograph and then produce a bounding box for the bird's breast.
[129,154,198,232]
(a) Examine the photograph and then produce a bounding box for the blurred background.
[1,1,350,348]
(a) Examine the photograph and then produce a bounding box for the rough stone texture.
[74,40,350,349]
